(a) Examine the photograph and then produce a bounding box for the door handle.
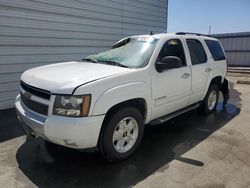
[181,73,191,79]
[205,68,212,72]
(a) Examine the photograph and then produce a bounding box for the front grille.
[20,81,50,115]
[20,81,51,100]
[21,92,49,115]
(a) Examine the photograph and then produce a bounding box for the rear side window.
[205,40,226,61]
[186,39,207,65]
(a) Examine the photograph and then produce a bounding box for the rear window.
[186,39,207,65]
[205,40,226,61]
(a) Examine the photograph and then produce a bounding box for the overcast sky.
[167,0,250,34]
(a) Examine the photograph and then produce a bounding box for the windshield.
[84,37,158,68]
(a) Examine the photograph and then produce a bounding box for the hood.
[21,61,133,94]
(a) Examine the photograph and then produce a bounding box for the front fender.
[92,82,152,122]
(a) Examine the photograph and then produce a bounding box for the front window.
[85,37,158,68]
[157,39,186,66]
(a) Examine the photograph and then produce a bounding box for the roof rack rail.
[175,32,208,36]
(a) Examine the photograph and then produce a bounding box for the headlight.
[53,94,91,117]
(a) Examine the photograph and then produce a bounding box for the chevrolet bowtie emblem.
[24,91,32,100]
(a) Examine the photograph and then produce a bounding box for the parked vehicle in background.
[15,32,229,162]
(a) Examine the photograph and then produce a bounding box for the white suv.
[15,32,229,161]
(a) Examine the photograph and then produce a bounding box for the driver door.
[152,38,192,119]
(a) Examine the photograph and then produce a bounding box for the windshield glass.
[85,37,158,68]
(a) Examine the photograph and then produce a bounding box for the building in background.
[0,0,168,110]
[213,32,250,67]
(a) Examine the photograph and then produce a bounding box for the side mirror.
[155,56,182,72]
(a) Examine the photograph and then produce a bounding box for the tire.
[45,140,60,148]
[99,107,144,162]
[44,140,62,155]
[200,83,219,114]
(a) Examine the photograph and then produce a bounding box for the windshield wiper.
[82,57,98,63]
[100,60,129,68]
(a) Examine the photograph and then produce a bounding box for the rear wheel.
[200,84,219,114]
[99,107,144,162]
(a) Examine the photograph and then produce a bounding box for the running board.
[149,103,200,125]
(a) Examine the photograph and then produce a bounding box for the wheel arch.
[201,75,224,100]
[103,98,147,122]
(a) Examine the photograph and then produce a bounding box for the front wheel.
[99,107,144,162]
[200,84,219,114]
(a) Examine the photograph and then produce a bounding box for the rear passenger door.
[185,39,211,104]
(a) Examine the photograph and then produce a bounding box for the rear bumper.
[15,94,105,149]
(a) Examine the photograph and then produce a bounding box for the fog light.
[64,139,77,147]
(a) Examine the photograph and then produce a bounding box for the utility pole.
[208,25,212,35]
[166,0,169,32]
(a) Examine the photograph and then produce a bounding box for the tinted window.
[205,40,226,61]
[157,39,186,65]
[186,39,207,65]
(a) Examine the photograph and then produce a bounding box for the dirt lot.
[0,74,250,188]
